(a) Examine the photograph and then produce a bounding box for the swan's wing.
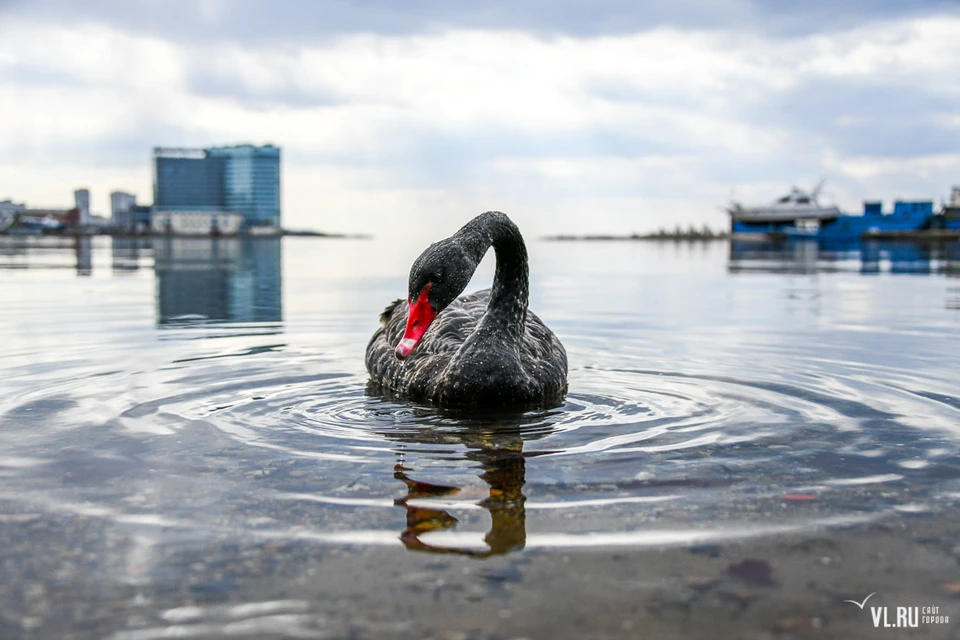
[367,291,567,404]
[418,292,486,355]
[365,299,406,384]
[365,292,489,393]
[379,298,404,325]
[520,309,568,393]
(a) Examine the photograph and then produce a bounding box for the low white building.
[151,211,243,235]
[0,199,26,227]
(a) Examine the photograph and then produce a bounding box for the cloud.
[3,0,956,43]
[0,6,959,234]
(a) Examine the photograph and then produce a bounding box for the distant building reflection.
[111,237,151,273]
[153,237,282,324]
[74,237,92,276]
[729,238,959,276]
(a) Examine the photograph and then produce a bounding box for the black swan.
[365,211,567,409]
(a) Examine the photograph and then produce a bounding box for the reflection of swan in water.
[380,421,548,558]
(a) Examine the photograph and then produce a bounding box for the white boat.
[727,180,842,223]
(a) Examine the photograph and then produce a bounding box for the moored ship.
[727,180,841,228]
[727,181,939,239]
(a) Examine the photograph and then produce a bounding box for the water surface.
[2,235,959,571]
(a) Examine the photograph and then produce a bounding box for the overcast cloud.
[1,0,958,238]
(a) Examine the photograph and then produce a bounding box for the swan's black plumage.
[365,212,567,409]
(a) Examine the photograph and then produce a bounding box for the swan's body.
[365,212,567,409]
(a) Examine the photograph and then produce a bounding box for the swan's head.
[396,238,477,359]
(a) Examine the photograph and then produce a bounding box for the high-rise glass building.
[110,191,137,229]
[153,145,280,228]
[73,188,90,225]
[211,146,281,228]
[153,148,224,211]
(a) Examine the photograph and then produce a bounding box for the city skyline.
[153,144,281,229]
[1,1,959,241]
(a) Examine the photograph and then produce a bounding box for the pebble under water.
[1,235,959,636]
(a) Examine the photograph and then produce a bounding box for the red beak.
[396,284,437,359]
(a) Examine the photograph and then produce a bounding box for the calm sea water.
[2,235,959,563]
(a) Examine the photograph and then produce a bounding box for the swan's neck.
[458,212,529,346]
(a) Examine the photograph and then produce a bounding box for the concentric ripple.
[50,347,948,556]
[2,325,960,556]
[2,237,960,557]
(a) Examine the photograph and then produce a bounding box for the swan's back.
[365,290,567,407]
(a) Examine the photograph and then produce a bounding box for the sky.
[1,0,959,239]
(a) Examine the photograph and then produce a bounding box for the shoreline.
[0,229,372,240]
[3,502,958,638]
[544,233,730,242]
[544,230,960,242]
